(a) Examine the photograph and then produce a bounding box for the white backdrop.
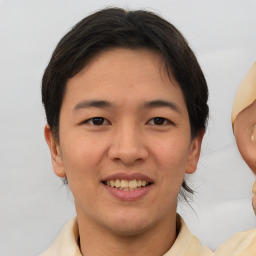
[1,1,256,255]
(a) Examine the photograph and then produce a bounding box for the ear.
[44,124,66,178]
[185,129,204,174]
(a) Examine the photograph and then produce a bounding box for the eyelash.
[147,117,174,126]
[83,117,110,126]
[83,117,174,126]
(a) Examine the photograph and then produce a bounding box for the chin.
[103,211,155,237]
[108,221,151,237]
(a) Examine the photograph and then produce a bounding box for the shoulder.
[164,215,213,256]
[215,228,256,256]
[39,217,81,256]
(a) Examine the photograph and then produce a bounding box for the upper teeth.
[106,179,148,189]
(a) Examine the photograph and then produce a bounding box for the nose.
[108,124,148,165]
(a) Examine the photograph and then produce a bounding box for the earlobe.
[185,130,204,174]
[44,124,66,178]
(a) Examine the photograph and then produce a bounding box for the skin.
[232,63,256,214]
[45,48,203,256]
[233,101,256,213]
[233,100,256,174]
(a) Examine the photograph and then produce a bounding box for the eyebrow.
[73,99,181,113]
[143,99,181,113]
[73,100,112,111]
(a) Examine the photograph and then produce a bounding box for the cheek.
[153,138,190,172]
[151,137,190,193]
[60,137,108,207]
[60,134,108,181]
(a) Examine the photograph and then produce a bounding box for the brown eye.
[147,117,175,126]
[152,117,167,125]
[84,117,109,125]
[92,117,105,125]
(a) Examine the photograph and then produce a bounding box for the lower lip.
[103,184,153,200]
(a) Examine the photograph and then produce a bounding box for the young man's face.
[45,48,202,236]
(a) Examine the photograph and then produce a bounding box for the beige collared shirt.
[39,215,213,256]
[39,216,256,255]
[214,227,256,256]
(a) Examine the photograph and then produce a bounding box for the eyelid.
[80,117,174,126]
[147,117,175,126]
[82,117,111,125]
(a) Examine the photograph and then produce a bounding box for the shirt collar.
[40,215,212,256]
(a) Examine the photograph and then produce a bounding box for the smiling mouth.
[102,179,153,191]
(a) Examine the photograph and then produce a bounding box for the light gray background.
[1,1,256,255]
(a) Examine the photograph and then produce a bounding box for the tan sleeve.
[214,228,256,256]
[231,62,256,126]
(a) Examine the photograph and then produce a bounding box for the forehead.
[74,48,167,83]
[63,48,187,112]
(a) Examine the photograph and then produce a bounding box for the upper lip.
[101,172,154,183]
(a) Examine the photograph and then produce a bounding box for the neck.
[76,210,177,256]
